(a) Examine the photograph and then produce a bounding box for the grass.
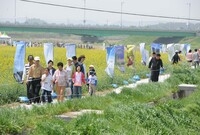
[0,63,200,134]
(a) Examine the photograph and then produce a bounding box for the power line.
[20,0,200,21]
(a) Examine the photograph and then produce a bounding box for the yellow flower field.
[0,45,170,92]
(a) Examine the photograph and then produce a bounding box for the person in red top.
[72,65,85,98]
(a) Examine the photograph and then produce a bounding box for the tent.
[0,32,12,45]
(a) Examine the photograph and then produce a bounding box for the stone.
[178,84,197,98]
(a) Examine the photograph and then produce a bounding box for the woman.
[64,58,74,99]
[53,62,68,102]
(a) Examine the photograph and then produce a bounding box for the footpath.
[1,74,170,119]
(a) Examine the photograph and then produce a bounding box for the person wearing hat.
[64,58,74,99]
[87,70,97,96]
[148,53,163,82]
[27,56,44,103]
[171,50,180,64]
[86,65,96,90]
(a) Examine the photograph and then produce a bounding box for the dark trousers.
[41,89,52,103]
[151,71,160,82]
[26,81,33,103]
[30,79,41,103]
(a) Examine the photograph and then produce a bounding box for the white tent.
[0,32,12,45]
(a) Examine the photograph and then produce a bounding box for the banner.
[13,41,26,83]
[151,43,161,53]
[185,44,191,53]
[144,50,149,66]
[44,43,54,65]
[161,44,167,53]
[167,44,175,62]
[115,45,125,72]
[65,44,76,59]
[139,43,146,65]
[126,45,135,67]
[105,46,115,78]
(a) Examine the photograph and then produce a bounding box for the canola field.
[0,45,170,104]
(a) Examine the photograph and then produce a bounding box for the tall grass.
[0,64,200,134]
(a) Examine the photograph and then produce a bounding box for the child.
[41,68,53,103]
[88,71,97,96]
[86,65,96,90]
[72,65,85,98]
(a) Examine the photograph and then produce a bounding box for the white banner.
[44,43,54,66]
[65,44,76,59]
[167,44,175,62]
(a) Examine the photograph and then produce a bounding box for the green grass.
[0,64,200,134]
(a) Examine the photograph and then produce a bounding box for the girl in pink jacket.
[72,65,85,98]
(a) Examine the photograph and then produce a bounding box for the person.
[64,58,74,99]
[72,65,86,98]
[27,56,44,103]
[86,65,96,90]
[41,68,53,103]
[193,49,199,68]
[148,52,156,64]
[47,60,56,76]
[22,55,34,104]
[186,49,193,65]
[78,55,86,77]
[87,71,97,96]
[171,50,180,64]
[53,62,68,102]
[148,53,163,82]
[72,56,84,74]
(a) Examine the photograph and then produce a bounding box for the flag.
[115,45,125,72]
[151,43,161,53]
[167,44,175,62]
[65,44,76,59]
[105,46,115,78]
[139,43,146,65]
[126,45,135,67]
[43,43,54,66]
[13,41,26,83]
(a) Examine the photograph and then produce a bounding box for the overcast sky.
[0,0,200,26]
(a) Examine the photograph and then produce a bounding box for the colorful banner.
[105,46,115,78]
[115,45,125,72]
[13,41,26,83]
[43,43,54,65]
[126,45,135,67]
[65,43,76,59]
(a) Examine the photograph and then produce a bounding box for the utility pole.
[186,2,191,30]
[83,0,86,26]
[120,1,124,28]
[14,0,16,24]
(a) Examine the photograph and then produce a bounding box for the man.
[193,49,199,68]
[172,50,180,64]
[47,60,56,76]
[148,53,163,82]
[22,55,34,104]
[27,56,44,103]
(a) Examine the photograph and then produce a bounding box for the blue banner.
[151,43,161,53]
[115,45,125,72]
[65,43,76,59]
[13,41,26,83]
[105,46,115,78]
[44,43,54,66]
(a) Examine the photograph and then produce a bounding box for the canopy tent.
[0,32,12,45]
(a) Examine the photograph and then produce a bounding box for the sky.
[0,0,200,26]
